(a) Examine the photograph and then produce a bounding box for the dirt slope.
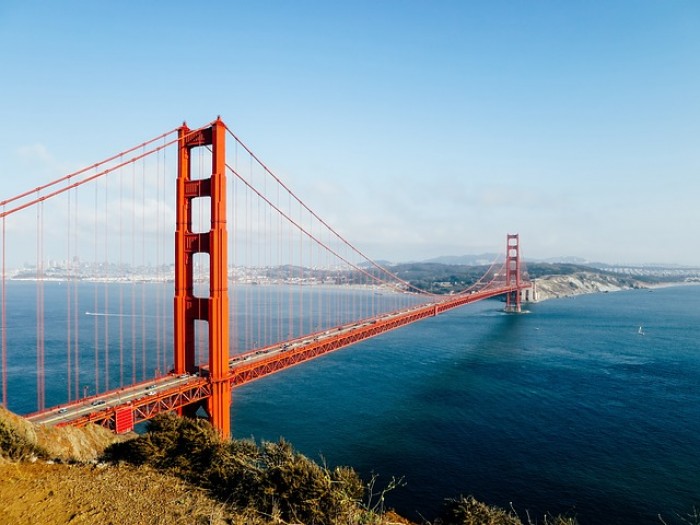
[0,461,237,525]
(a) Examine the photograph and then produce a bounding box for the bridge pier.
[521,280,538,303]
[504,302,522,314]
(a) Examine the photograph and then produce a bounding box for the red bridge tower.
[173,118,231,438]
[505,233,522,313]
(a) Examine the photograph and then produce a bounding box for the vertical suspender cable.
[265,169,270,347]
[247,158,253,350]
[243,163,248,351]
[155,146,167,375]
[257,163,262,346]
[152,149,159,375]
[234,142,241,354]
[162,142,169,374]
[93,180,99,394]
[308,205,313,334]
[1,212,6,407]
[73,188,80,400]
[131,161,137,384]
[277,183,282,343]
[155,150,161,375]
[298,198,303,336]
[36,199,45,410]
[262,164,268,346]
[230,141,237,356]
[66,189,72,401]
[118,158,124,387]
[141,145,147,380]
[103,172,110,391]
[288,191,293,339]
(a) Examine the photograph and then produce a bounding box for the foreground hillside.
[0,462,239,525]
[0,406,240,524]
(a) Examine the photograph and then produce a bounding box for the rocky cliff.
[532,271,647,301]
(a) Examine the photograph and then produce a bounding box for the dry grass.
[0,461,237,525]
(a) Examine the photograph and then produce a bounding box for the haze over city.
[1,2,698,265]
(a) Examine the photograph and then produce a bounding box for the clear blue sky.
[1,1,699,265]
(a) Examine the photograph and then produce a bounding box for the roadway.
[26,283,528,430]
[26,374,197,426]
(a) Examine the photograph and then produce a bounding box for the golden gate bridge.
[0,118,530,438]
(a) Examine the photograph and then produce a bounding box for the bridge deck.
[26,284,528,431]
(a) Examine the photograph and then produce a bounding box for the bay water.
[231,285,700,524]
[2,282,699,523]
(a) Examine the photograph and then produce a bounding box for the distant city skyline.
[1,2,698,265]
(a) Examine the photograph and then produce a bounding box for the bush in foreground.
[104,414,366,525]
[436,496,522,525]
[435,495,578,525]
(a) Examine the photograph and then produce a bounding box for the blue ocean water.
[2,282,699,523]
[230,286,700,524]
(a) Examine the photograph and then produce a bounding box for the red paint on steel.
[174,118,231,438]
[114,406,134,434]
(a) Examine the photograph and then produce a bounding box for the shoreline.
[531,271,699,302]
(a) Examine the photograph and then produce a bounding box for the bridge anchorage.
[4,117,530,439]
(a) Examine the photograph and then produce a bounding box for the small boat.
[638,325,645,336]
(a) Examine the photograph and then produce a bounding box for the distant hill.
[359,259,394,268]
[386,259,700,296]
[423,254,597,265]
[388,261,496,294]
[537,256,590,264]
[421,253,499,265]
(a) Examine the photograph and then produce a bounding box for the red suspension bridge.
[0,118,531,439]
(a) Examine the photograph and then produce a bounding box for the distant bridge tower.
[504,233,522,313]
[174,118,231,438]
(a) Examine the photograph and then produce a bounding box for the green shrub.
[436,495,579,525]
[103,414,366,525]
[438,495,522,525]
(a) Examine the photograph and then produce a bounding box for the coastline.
[531,271,698,302]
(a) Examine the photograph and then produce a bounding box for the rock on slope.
[534,271,646,301]
[0,405,121,462]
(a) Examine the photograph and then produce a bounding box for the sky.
[1,1,699,266]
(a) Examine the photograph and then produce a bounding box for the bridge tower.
[174,118,231,438]
[504,233,522,313]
